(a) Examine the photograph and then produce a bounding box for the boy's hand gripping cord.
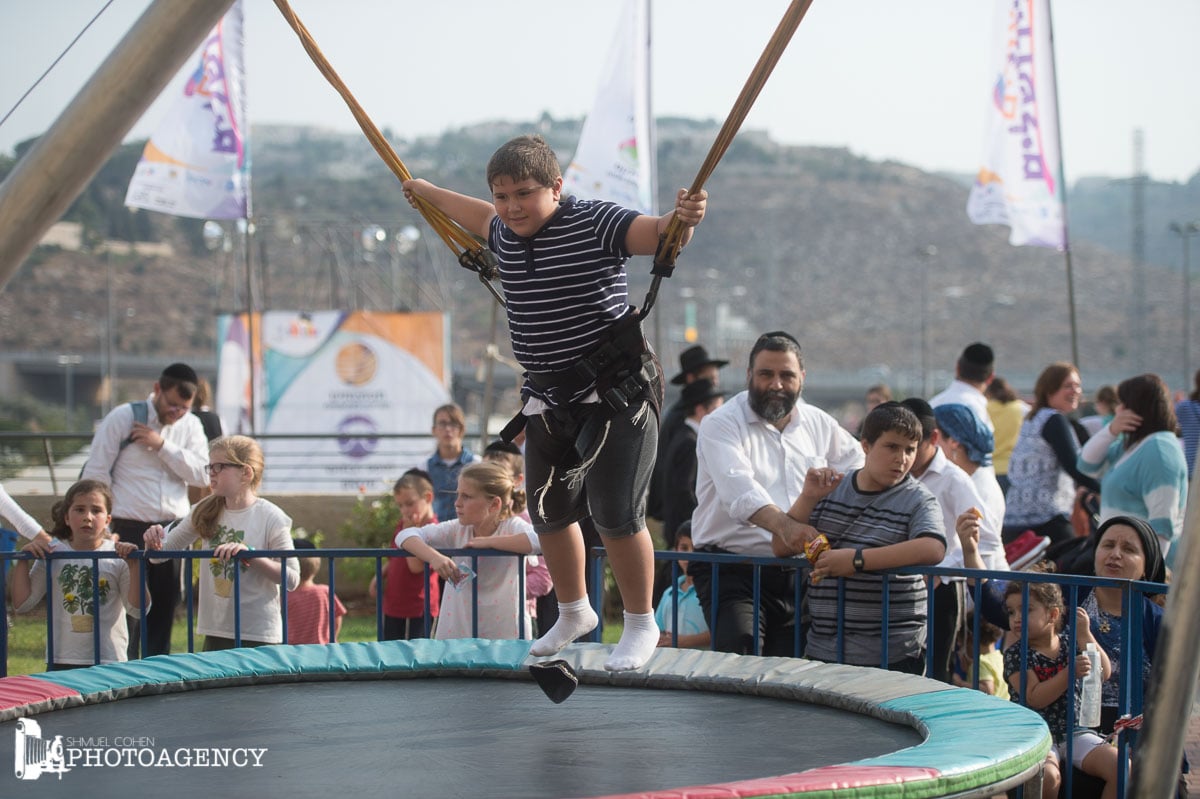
[643,0,815,319]
[272,0,505,308]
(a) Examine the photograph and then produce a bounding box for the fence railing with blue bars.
[0,545,1167,797]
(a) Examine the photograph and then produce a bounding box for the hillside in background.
[2,117,1198,398]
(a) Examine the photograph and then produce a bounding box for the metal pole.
[1185,232,1192,392]
[1127,466,1200,797]
[480,302,500,451]
[244,221,257,434]
[1044,3,1080,368]
[1169,221,1198,392]
[104,250,115,415]
[0,0,236,290]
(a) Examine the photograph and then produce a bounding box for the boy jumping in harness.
[403,135,707,671]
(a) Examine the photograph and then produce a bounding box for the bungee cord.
[643,0,814,318]
[273,0,814,315]
[271,0,505,307]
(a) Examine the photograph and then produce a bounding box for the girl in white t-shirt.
[11,480,145,668]
[144,435,298,649]
[398,461,540,640]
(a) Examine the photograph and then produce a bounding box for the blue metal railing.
[596,549,1166,799]
[3,546,1165,797]
[1,546,528,669]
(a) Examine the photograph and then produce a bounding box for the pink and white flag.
[564,0,655,214]
[967,0,1065,249]
[125,1,249,220]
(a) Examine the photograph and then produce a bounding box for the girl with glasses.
[144,436,299,650]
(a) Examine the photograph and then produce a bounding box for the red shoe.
[1005,530,1050,571]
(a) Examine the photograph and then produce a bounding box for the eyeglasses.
[434,420,462,429]
[205,462,242,476]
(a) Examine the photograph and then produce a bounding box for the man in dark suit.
[647,345,728,525]
[660,379,724,547]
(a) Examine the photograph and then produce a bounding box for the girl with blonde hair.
[397,461,540,640]
[144,436,298,650]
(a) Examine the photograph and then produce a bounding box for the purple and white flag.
[967,0,1065,249]
[125,1,249,220]
[564,0,655,214]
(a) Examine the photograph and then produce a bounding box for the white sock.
[530,597,598,657]
[604,611,659,671]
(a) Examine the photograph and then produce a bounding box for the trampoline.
[0,640,1049,798]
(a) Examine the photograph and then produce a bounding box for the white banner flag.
[124,1,249,220]
[967,0,1065,249]
[563,0,655,214]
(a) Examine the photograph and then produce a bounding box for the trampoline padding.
[0,639,1050,798]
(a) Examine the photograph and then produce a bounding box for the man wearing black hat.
[83,362,210,657]
[660,379,724,547]
[930,342,996,433]
[647,345,729,523]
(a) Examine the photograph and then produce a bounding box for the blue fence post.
[0,552,8,677]
[182,555,194,653]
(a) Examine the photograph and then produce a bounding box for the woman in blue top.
[1078,374,1188,567]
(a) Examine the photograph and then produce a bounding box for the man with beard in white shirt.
[689,332,863,656]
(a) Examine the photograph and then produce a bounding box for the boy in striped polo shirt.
[403,135,706,670]
[788,402,947,672]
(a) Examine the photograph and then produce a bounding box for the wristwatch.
[852,547,866,573]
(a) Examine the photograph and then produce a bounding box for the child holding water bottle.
[397,461,538,640]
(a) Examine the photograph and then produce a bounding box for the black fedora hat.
[679,378,724,408]
[670,345,729,385]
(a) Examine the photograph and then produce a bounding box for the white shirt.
[916,448,1008,573]
[397,516,540,640]
[17,539,139,665]
[692,392,865,557]
[153,498,299,643]
[970,466,1007,536]
[82,399,209,522]
[930,380,994,433]
[0,483,43,539]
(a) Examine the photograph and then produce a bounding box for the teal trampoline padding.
[33,639,535,698]
[6,641,1049,797]
[861,689,1053,796]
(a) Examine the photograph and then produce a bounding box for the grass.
[4,606,623,676]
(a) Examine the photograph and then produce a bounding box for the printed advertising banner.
[216,310,450,492]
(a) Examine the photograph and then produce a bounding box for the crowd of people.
[2,133,1196,793]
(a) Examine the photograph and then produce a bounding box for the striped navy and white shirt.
[804,472,946,667]
[488,197,641,407]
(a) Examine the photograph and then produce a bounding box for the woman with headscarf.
[934,403,1004,532]
[1080,515,1167,737]
[1078,373,1189,566]
[1003,363,1100,546]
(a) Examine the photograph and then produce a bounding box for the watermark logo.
[12,717,267,781]
[14,718,70,781]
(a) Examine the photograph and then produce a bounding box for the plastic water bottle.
[1078,642,1102,728]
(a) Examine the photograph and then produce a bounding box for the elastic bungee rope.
[271,0,505,307]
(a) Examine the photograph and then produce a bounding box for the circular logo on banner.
[336,415,379,459]
[334,342,378,386]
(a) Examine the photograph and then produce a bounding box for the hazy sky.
[2,0,1197,184]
